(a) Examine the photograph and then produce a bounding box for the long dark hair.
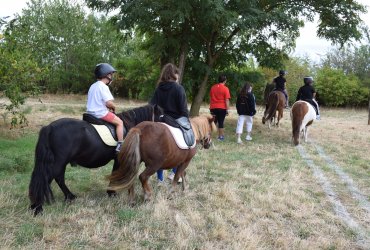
[239,82,252,97]
[157,63,179,85]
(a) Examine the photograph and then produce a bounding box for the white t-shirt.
[86,81,114,118]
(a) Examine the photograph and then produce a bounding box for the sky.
[1,0,369,62]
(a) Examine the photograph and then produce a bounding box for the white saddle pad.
[91,124,117,146]
[160,123,196,149]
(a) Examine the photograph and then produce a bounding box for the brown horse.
[107,115,217,204]
[262,90,285,128]
[291,101,316,145]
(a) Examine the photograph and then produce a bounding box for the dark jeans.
[210,108,227,128]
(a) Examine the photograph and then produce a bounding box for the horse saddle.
[82,113,122,146]
[160,115,195,149]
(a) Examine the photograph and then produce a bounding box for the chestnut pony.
[107,115,216,204]
[262,90,285,128]
[291,100,316,145]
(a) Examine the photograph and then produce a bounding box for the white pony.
[290,100,316,145]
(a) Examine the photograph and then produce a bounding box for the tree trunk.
[178,44,188,84]
[189,72,210,116]
[368,96,370,125]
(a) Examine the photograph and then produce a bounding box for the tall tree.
[4,0,124,93]
[86,0,366,115]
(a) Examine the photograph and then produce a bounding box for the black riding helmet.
[95,63,117,79]
[304,76,314,85]
[279,70,286,76]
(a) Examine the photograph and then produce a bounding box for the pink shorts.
[101,112,116,123]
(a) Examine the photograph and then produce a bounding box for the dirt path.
[297,143,370,248]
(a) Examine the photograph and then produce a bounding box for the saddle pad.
[160,123,196,149]
[91,124,117,147]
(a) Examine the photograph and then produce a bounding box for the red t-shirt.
[209,83,231,109]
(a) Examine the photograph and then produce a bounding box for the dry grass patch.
[0,95,369,249]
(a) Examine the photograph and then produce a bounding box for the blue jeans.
[157,168,177,181]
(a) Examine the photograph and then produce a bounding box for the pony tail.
[108,128,141,191]
[291,108,302,146]
[29,125,55,211]
[265,92,279,121]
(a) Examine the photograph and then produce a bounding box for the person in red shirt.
[209,74,231,141]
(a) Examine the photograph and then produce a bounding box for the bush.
[315,67,369,106]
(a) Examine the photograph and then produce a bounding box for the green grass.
[0,135,36,174]
[0,99,369,249]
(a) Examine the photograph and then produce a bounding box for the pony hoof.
[129,201,136,207]
[107,190,117,197]
[65,194,77,202]
[30,204,43,216]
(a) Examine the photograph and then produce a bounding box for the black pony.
[29,104,163,215]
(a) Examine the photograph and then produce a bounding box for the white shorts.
[236,115,253,134]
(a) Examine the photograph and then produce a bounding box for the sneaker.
[237,138,243,144]
[168,172,175,180]
[157,179,165,187]
[245,135,252,141]
[316,115,321,120]
[115,143,122,153]
[168,172,182,183]
[217,136,225,141]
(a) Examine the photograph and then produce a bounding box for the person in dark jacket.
[149,63,189,183]
[273,70,289,108]
[235,82,256,144]
[150,64,188,119]
[296,76,320,120]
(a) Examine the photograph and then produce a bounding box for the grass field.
[0,95,369,249]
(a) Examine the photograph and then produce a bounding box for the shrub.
[315,67,369,106]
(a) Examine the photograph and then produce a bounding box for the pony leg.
[53,163,76,202]
[138,167,157,202]
[173,162,191,191]
[304,127,308,142]
[107,159,119,197]
[55,175,77,202]
[127,184,135,206]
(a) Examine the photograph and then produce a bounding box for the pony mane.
[118,105,154,129]
[190,115,216,140]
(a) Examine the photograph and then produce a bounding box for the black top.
[296,85,316,101]
[149,81,189,119]
[274,76,286,90]
[236,92,256,116]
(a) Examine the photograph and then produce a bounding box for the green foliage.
[315,67,369,106]
[284,57,314,105]
[3,0,125,94]
[0,38,44,127]
[321,43,370,89]
[112,37,159,100]
[87,0,366,114]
